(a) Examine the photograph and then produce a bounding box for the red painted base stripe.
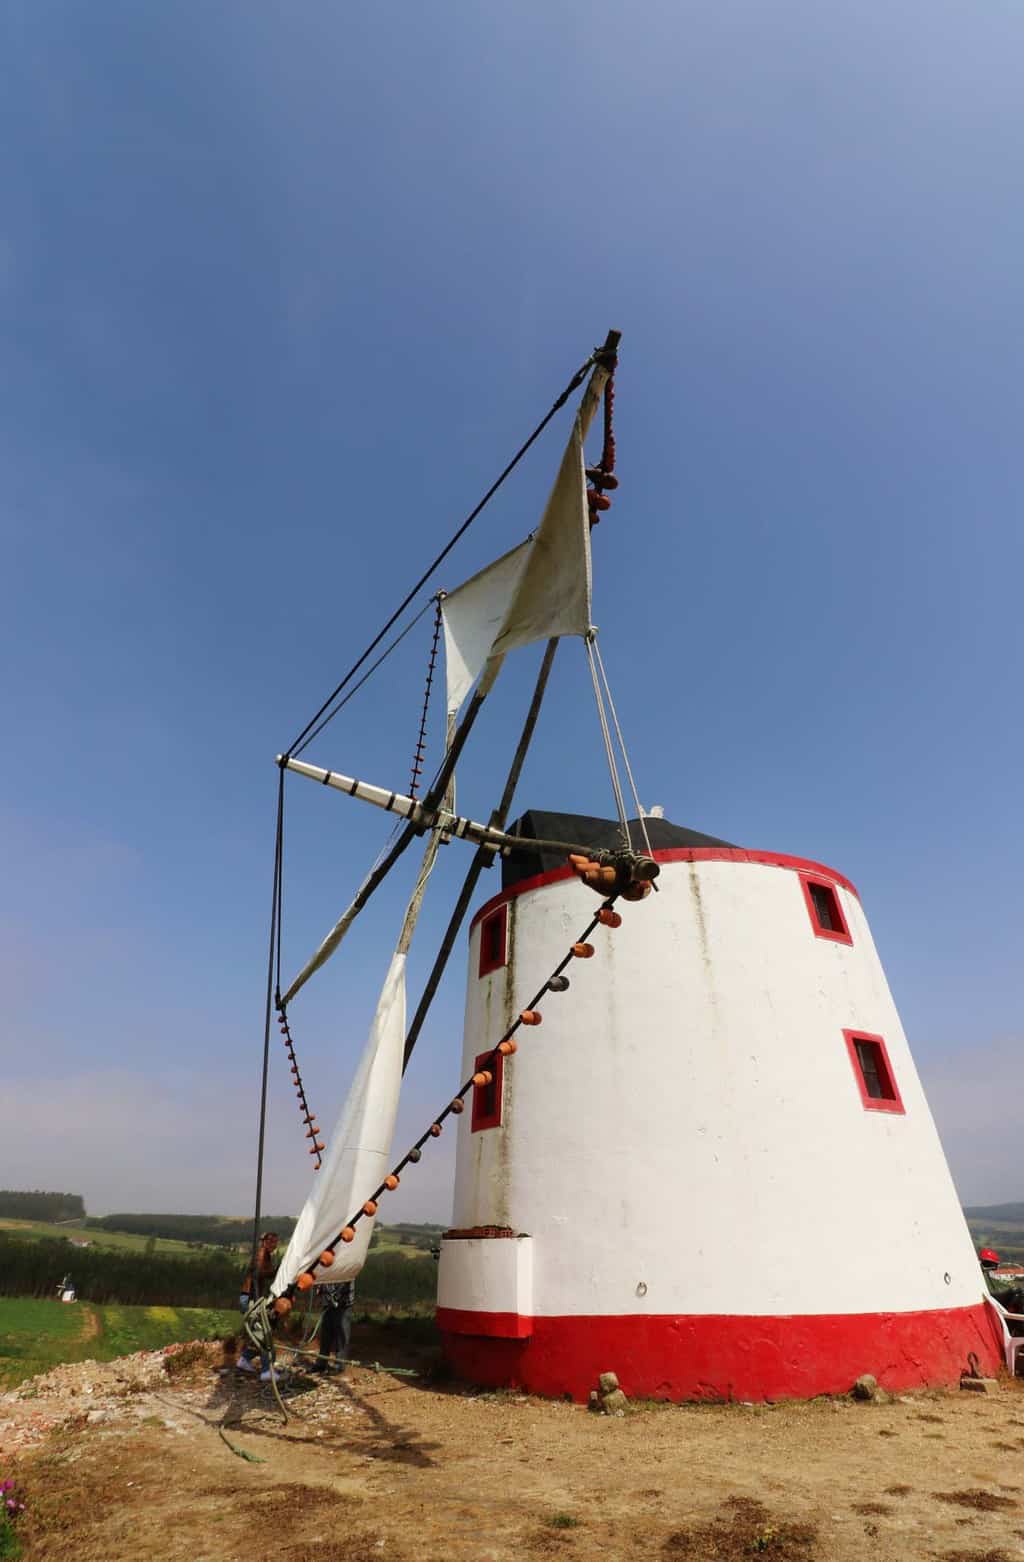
[438,1307,532,1339]
[438,1302,1003,1402]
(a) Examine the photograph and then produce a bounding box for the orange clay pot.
[572,942,595,958]
[296,1273,314,1292]
[385,1174,400,1190]
[598,908,622,927]
[430,1123,443,1137]
[273,1297,292,1316]
[363,1200,378,1216]
[520,1010,542,1026]
[319,1250,335,1267]
[341,1226,356,1243]
[450,1098,465,1114]
[498,1039,517,1056]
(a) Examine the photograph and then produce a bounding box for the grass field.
[964,1209,1024,1264]
[371,1231,434,1258]
[0,1218,197,1257]
[0,1215,439,1263]
[0,1297,238,1389]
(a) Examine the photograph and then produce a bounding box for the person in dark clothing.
[313,1281,354,1373]
[237,1232,280,1377]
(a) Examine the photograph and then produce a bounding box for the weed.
[548,1514,581,1529]
[664,1496,817,1558]
[940,1551,1012,1562]
[935,1491,1018,1513]
[0,1478,26,1560]
[163,1339,210,1378]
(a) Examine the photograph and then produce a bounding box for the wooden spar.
[277,755,659,880]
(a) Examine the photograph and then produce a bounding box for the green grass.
[0,1218,196,1257]
[0,1297,238,1389]
[0,1517,22,1560]
[0,1215,439,1261]
[371,1234,432,1258]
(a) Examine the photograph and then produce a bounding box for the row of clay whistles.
[279,905,632,1310]
[568,854,650,903]
[279,1014,325,1158]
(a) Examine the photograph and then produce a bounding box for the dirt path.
[76,1304,102,1344]
[6,1345,1024,1561]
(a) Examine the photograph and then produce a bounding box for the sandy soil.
[4,1333,1024,1562]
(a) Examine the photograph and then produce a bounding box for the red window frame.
[843,1029,905,1115]
[478,904,508,978]
[471,1049,504,1132]
[799,872,852,945]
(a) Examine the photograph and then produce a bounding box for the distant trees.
[0,1191,85,1223]
[0,1233,238,1307]
[0,1234,437,1311]
[84,1214,298,1246]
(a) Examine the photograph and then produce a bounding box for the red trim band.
[438,1301,1003,1402]
[470,847,860,934]
[439,1306,531,1340]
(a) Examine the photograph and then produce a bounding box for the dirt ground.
[4,1326,1024,1562]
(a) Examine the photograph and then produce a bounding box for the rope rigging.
[284,344,608,760]
[408,595,444,799]
[245,332,664,1393]
[292,596,437,760]
[584,629,654,862]
[276,1008,323,1170]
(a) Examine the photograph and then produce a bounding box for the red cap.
[979,1248,1000,1266]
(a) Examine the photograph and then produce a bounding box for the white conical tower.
[436,814,1002,1401]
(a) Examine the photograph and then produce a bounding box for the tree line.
[84,1213,299,1246]
[0,1234,436,1310]
[0,1190,85,1223]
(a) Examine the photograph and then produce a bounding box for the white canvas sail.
[273,827,444,1293]
[272,950,406,1293]
[441,363,608,719]
[280,353,610,1015]
[441,541,530,721]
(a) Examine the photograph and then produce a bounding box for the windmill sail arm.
[279,871,373,1008]
[279,756,659,878]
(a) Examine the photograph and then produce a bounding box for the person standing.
[237,1232,280,1378]
[313,1281,354,1373]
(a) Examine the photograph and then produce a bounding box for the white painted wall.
[437,1237,533,1325]
[441,855,983,1321]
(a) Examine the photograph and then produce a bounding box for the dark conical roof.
[501,809,736,891]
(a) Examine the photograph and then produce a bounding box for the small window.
[478,905,508,978]
[799,873,852,945]
[471,1049,504,1132]
[843,1029,905,1115]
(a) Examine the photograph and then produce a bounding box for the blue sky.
[1,0,1021,1219]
